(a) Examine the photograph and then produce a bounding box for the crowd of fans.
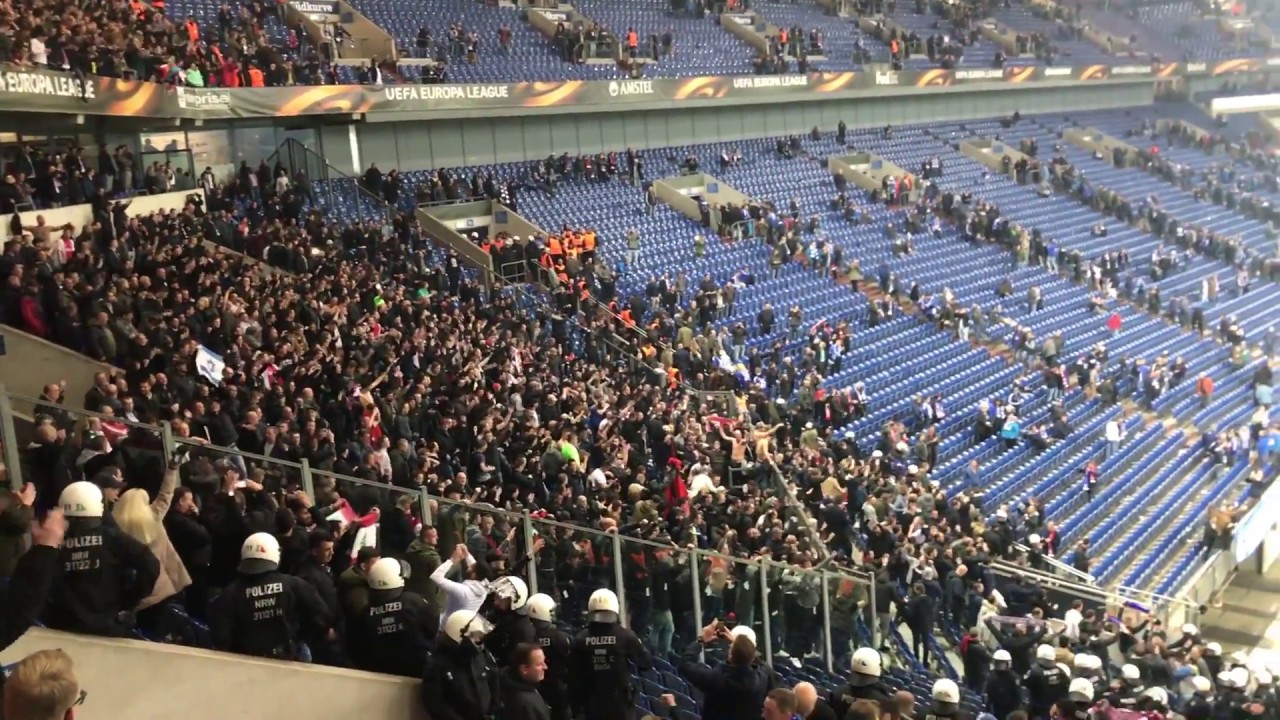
[0,113,1277,720]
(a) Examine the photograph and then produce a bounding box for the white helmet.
[1121,664,1141,681]
[729,625,757,646]
[1142,687,1168,709]
[239,532,281,574]
[1219,671,1238,688]
[1205,642,1222,655]
[1074,653,1093,671]
[1068,677,1095,703]
[443,610,492,644]
[587,588,620,623]
[1191,676,1212,694]
[491,575,530,610]
[1028,534,1041,545]
[527,593,556,623]
[851,647,882,680]
[60,481,104,518]
[1036,644,1056,663]
[932,678,960,705]
[1182,623,1199,636]
[1230,667,1250,688]
[1257,671,1274,686]
[367,557,405,590]
[993,649,1012,664]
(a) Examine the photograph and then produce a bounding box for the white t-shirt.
[30,37,48,65]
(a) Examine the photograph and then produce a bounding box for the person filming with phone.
[678,620,776,720]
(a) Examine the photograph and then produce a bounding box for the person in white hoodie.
[430,542,490,625]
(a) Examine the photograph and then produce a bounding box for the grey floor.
[1198,560,1280,657]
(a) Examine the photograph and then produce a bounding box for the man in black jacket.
[679,622,775,720]
[498,643,552,720]
[0,508,67,700]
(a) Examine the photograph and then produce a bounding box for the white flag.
[195,345,226,385]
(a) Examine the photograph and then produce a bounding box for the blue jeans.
[649,609,674,658]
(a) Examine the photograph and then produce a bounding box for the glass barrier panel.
[529,514,621,634]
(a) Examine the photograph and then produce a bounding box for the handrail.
[1007,540,1097,584]
[6,389,872,585]
[989,554,1196,612]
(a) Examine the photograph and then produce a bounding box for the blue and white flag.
[195,345,226,385]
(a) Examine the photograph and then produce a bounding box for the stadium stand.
[0,4,1279,716]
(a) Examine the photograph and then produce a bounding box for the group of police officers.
[41,479,1280,720]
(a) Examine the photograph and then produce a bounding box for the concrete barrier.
[1154,118,1214,143]
[1064,127,1140,167]
[827,152,918,198]
[978,21,1025,55]
[653,173,752,224]
[2,189,198,242]
[0,628,426,720]
[0,326,122,417]
[721,12,771,55]
[959,137,1033,178]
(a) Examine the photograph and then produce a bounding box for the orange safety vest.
[186,20,200,43]
[890,39,899,55]
[583,232,596,251]
[547,236,563,255]
[627,30,638,48]
[248,67,265,87]
[619,308,634,326]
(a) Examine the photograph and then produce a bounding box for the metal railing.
[0,387,878,671]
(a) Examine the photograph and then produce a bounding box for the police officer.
[1057,678,1099,720]
[985,649,1022,720]
[421,609,499,720]
[484,575,535,667]
[925,679,966,720]
[1024,644,1070,719]
[1138,687,1170,716]
[209,532,329,660]
[528,593,573,720]
[349,557,438,678]
[1214,668,1252,720]
[1186,676,1214,720]
[44,481,161,637]
[570,588,652,720]
[1253,670,1276,720]
[1075,654,1107,699]
[830,648,895,719]
[1108,664,1146,710]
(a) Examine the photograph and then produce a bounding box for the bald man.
[794,682,839,720]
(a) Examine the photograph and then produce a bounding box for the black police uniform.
[1024,663,1069,718]
[485,608,536,667]
[985,667,1023,720]
[1109,682,1146,711]
[349,587,437,677]
[420,636,499,720]
[533,617,574,720]
[44,518,161,637]
[570,620,652,720]
[210,569,329,659]
[1185,695,1212,720]
[830,679,895,720]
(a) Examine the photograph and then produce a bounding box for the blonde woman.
[112,463,191,635]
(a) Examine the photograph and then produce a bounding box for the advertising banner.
[0,57,1274,122]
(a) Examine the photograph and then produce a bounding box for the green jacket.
[403,538,444,615]
[338,566,370,620]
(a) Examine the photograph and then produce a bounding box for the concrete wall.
[721,13,770,55]
[0,326,121,418]
[1154,118,1213,142]
[653,172,750,223]
[0,629,426,720]
[2,189,197,242]
[827,152,916,196]
[1064,127,1139,166]
[528,6,588,38]
[959,137,1032,178]
[978,21,1023,55]
[417,202,495,279]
